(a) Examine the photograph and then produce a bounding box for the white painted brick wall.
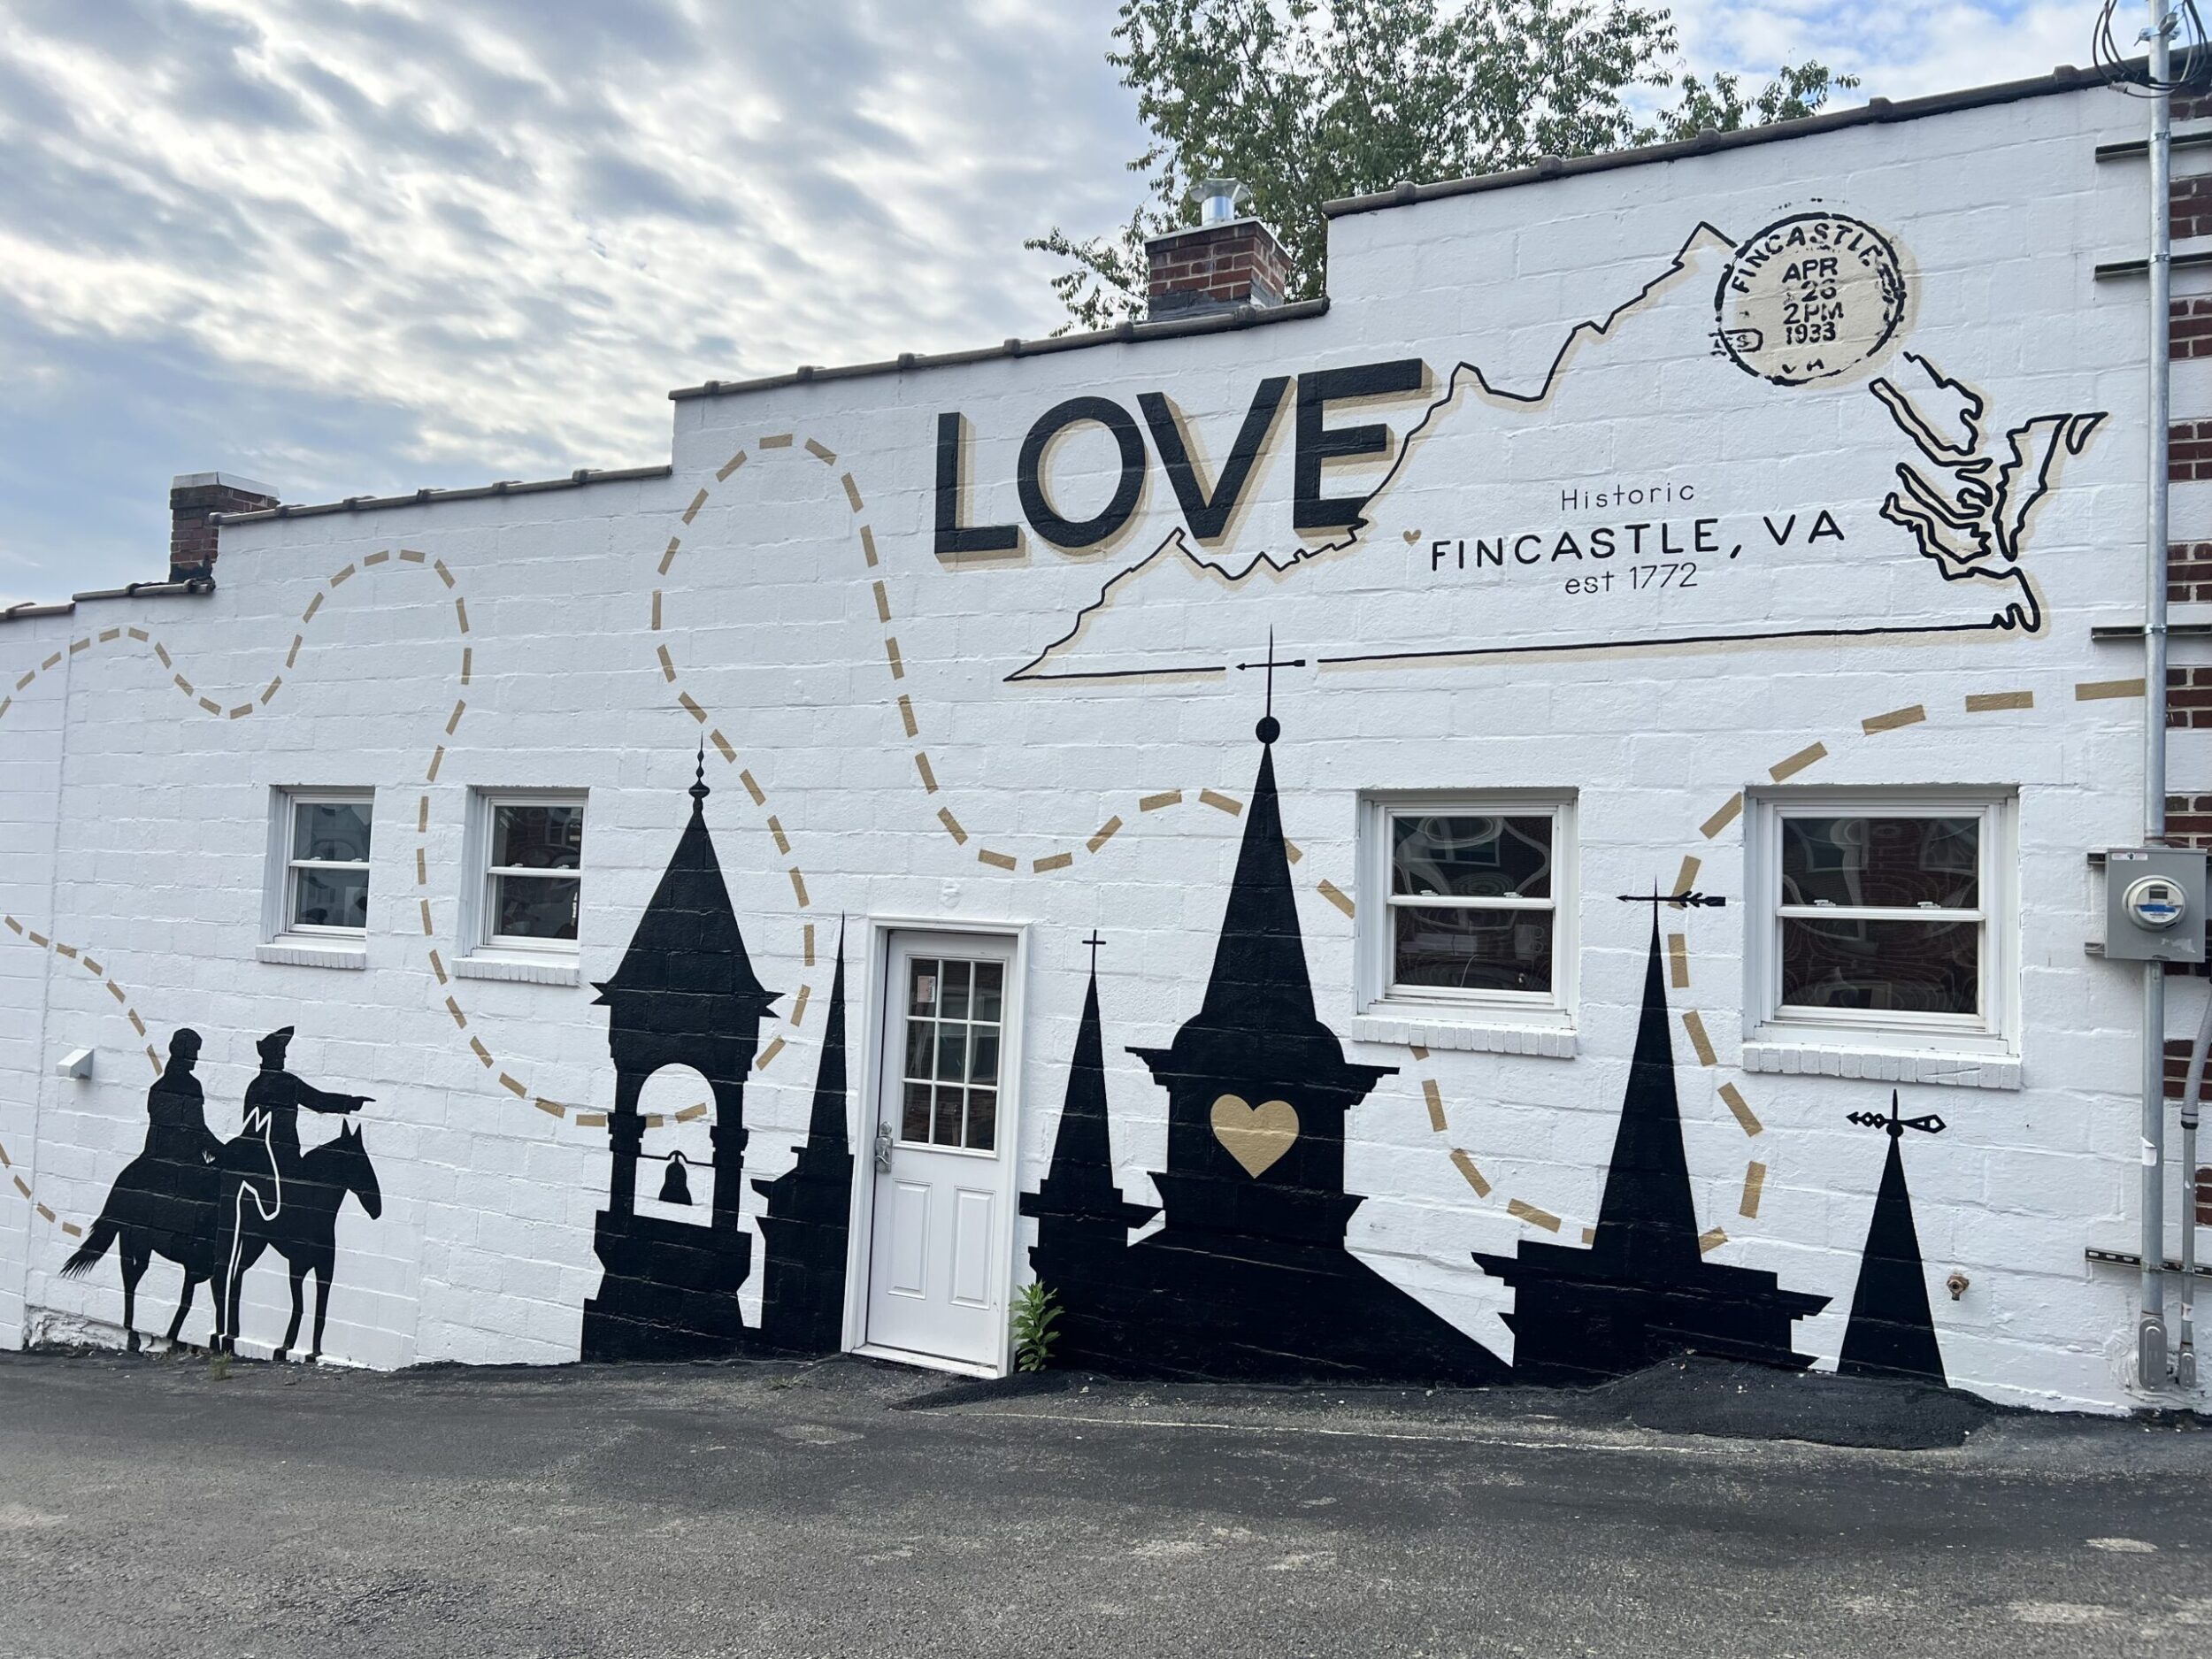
[0,78,2194,1412]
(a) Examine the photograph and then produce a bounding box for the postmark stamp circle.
[1715,212,1908,387]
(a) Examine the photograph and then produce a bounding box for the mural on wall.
[63,1025,380,1363]
[1837,1094,1948,1386]
[980,214,2109,685]
[1026,668,1509,1384]
[1473,910,1831,1385]
[580,757,856,1360]
[752,925,854,1354]
[581,756,781,1360]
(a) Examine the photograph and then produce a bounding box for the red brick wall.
[168,480,277,580]
[1146,222,1293,309]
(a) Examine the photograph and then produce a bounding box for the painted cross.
[1082,930,1106,973]
[1615,887,1729,910]
[1233,628,1307,739]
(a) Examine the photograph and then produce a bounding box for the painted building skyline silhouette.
[1026,709,1508,1384]
[753,926,856,1355]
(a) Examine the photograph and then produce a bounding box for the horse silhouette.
[58,1145,220,1351]
[214,1120,382,1362]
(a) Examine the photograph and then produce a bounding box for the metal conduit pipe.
[2179,988,2209,1389]
[2141,0,2177,1390]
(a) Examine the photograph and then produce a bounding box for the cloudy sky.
[0,0,2095,602]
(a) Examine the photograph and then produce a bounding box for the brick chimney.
[169,472,278,581]
[1144,178,1291,321]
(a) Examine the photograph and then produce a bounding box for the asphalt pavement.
[0,1348,2206,1657]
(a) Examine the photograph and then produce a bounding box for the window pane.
[492,803,584,871]
[939,960,972,1020]
[902,1080,932,1141]
[933,1086,964,1145]
[966,1087,997,1151]
[1392,814,1552,900]
[294,800,372,864]
[291,867,368,931]
[1394,906,1553,995]
[1781,816,1978,910]
[973,961,1003,1021]
[970,1027,1001,1089]
[936,1022,968,1084]
[494,872,580,941]
[1780,917,1978,1015]
[904,1018,934,1082]
[909,960,940,1016]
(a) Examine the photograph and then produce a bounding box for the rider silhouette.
[240,1026,369,1166]
[135,1028,222,1259]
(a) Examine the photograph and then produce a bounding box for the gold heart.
[1209,1094,1299,1178]
[1402,528,1422,544]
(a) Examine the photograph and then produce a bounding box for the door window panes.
[898,956,1005,1151]
[485,801,584,945]
[284,796,373,933]
[1386,812,1556,996]
[1774,813,1985,1018]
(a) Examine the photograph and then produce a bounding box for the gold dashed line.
[426,745,445,781]
[790,984,812,1026]
[469,1038,494,1068]
[1768,741,1826,782]
[260,678,281,705]
[196,697,221,716]
[872,580,892,623]
[40,652,59,671]
[1966,690,2033,713]
[67,637,88,655]
[1450,1149,1491,1196]
[660,537,681,576]
[534,1098,567,1118]
[1508,1198,1560,1232]
[1740,1162,1767,1218]
[885,637,905,680]
[1140,790,1182,812]
[460,649,472,685]
[740,771,766,805]
[1422,1079,1447,1132]
[330,563,357,587]
[1317,880,1355,918]
[1718,1082,1763,1137]
[678,691,708,723]
[1087,817,1123,853]
[127,627,147,641]
[650,591,663,631]
[1666,933,1689,989]
[302,592,324,624]
[1863,704,1927,733]
[433,559,456,590]
[859,526,879,567]
[419,900,434,935]
[978,849,1018,871]
[717,450,748,481]
[418,795,430,833]
[807,438,836,465]
[53,942,75,959]
[1697,1227,1728,1254]
[1680,1009,1717,1066]
[756,1036,787,1070]
[444,996,467,1028]
[761,433,793,449]
[675,1102,708,1123]
[227,703,251,719]
[914,753,939,793]
[657,644,678,682]
[454,598,470,634]
[804,924,817,967]
[416,849,428,886]
[428,949,447,984]
[98,627,119,642]
[768,816,791,855]
[1033,852,1074,872]
[286,635,303,668]
[1674,854,1701,896]
[399,549,426,565]
[445,700,466,735]
[105,981,125,1004]
[1409,1044,1429,1060]
[577,1112,609,1129]
[1699,794,1742,839]
[841,472,863,511]
[897,695,918,738]
[1200,790,1243,817]
[364,550,388,567]
[2077,678,2147,701]
[499,1073,526,1098]
[788,869,810,907]
[681,488,710,524]
[710,729,736,764]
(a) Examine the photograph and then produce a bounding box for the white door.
[863,932,1014,1373]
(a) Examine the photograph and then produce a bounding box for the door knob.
[874,1121,894,1172]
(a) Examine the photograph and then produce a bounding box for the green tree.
[1031,0,1858,330]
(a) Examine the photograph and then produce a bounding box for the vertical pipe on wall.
[2179,992,2208,1388]
[2142,0,2177,1390]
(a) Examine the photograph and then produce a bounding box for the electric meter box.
[2103,847,2209,963]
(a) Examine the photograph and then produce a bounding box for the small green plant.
[1010,1280,1064,1373]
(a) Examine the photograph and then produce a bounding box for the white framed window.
[269,791,374,938]
[1357,791,1577,1026]
[468,792,587,955]
[1745,788,2017,1054]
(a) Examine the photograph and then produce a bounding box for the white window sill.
[456,954,580,987]
[1348,1014,1577,1058]
[257,940,367,971]
[1740,1041,2021,1091]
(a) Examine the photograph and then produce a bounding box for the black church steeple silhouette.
[581,751,780,1360]
[1838,1093,1947,1386]
[753,924,856,1354]
[1023,936,1160,1369]
[1475,910,1827,1382]
[1023,654,1506,1383]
